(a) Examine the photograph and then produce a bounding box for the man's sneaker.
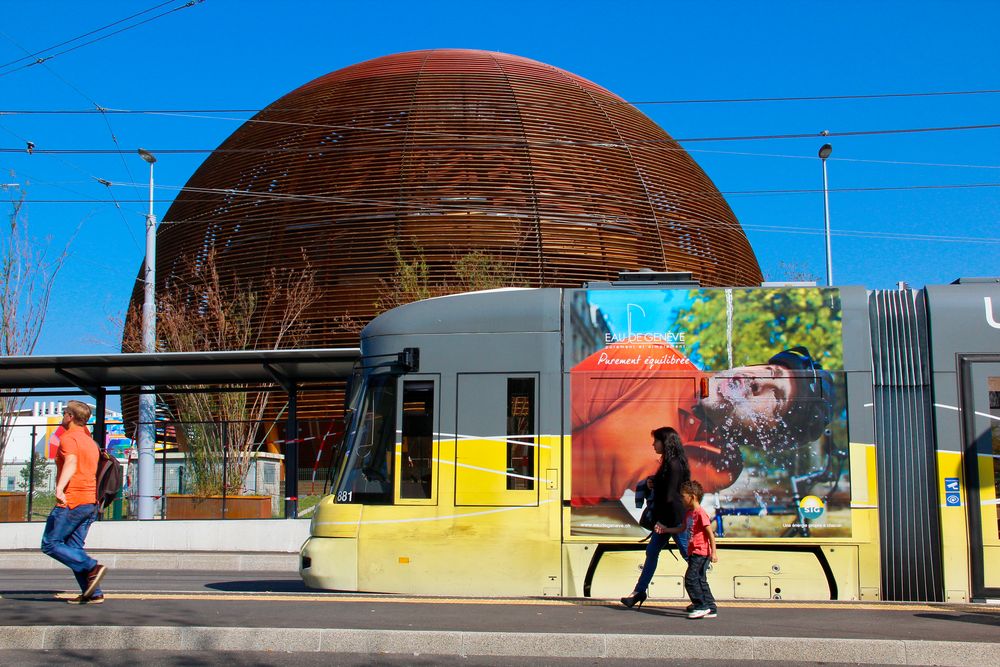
[703,609,717,618]
[83,563,107,598]
[687,608,713,619]
[66,594,104,605]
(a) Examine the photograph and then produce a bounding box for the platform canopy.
[0,348,361,394]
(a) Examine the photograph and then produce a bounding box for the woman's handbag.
[636,478,655,530]
[639,504,656,531]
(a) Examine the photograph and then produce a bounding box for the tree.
[675,287,847,477]
[376,240,522,313]
[18,457,51,492]
[676,288,843,371]
[766,261,820,284]
[126,245,321,496]
[0,183,68,465]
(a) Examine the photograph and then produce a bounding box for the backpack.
[95,448,124,511]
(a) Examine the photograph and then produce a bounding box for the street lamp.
[137,148,157,521]
[818,143,833,287]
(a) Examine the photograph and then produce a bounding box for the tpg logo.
[798,495,826,521]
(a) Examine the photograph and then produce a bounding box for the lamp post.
[137,148,157,520]
[818,143,833,287]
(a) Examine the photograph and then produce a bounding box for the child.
[672,479,718,618]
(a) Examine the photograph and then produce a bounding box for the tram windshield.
[331,371,397,504]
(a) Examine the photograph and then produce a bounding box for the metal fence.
[0,416,344,522]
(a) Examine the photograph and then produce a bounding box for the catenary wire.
[3,85,1000,111]
[0,19,155,247]
[0,1,203,78]
[2,118,998,158]
[30,195,1000,246]
[17,179,1000,208]
[14,172,1000,247]
[0,0,183,70]
[0,119,142,252]
[682,147,1000,170]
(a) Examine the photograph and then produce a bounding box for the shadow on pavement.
[204,579,312,593]
[915,612,1000,627]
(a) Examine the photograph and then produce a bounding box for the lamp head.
[818,144,833,160]
[137,148,157,164]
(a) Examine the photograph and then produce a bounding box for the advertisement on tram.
[568,288,849,539]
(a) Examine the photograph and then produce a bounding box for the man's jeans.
[634,529,689,594]
[41,504,102,597]
[684,554,716,612]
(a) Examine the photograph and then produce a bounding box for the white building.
[1,401,126,492]
[1,401,67,463]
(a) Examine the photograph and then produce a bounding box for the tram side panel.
[560,285,881,600]
[924,281,1000,602]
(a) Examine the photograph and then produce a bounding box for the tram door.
[960,357,1000,599]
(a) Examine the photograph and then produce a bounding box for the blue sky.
[1,0,998,356]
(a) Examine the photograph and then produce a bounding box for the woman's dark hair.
[651,426,690,483]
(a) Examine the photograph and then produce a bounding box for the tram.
[300,273,999,602]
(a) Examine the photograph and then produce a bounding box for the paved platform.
[1,568,998,664]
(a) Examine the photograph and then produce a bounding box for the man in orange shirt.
[40,400,108,604]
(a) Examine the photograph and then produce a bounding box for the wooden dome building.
[129,48,760,348]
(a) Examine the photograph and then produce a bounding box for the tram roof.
[0,348,361,392]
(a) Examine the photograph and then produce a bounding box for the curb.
[1,626,997,665]
[0,551,298,572]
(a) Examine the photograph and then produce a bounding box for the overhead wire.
[1,117,998,157]
[140,207,1000,246]
[4,65,996,254]
[3,85,1000,112]
[13,176,1000,247]
[0,0,182,70]
[0,1,203,78]
[5,137,999,171]
[12,171,1000,266]
[16,177,1000,208]
[682,147,1000,170]
[0,111,142,252]
[17,179,1000,208]
[0,11,158,254]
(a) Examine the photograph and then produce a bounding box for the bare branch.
[151,243,321,495]
[0,184,69,463]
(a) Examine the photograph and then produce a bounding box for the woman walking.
[621,426,690,609]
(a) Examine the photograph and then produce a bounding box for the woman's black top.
[650,456,686,528]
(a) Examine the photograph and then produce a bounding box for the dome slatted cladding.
[129,48,761,358]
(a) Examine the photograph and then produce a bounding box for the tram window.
[335,374,396,504]
[400,381,434,499]
[507,377,535,491]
